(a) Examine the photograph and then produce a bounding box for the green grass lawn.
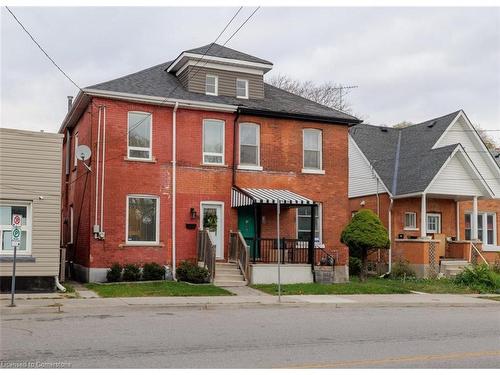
[86,281,233,298]
[252,278,481,295]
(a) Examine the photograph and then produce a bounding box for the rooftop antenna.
[76,144,92,172]
[338,85,358,109]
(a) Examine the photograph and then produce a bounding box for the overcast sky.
[1,6,499,139]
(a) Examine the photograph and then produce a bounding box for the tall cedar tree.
[341,209,390,281]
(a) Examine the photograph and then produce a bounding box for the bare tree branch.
[266,73,355,114]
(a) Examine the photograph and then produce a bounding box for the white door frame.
[200,201,224,259]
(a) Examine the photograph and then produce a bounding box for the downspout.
[54,276,66,292]
[172,102,179,279]
[100,105,106,238]
[94,106,102,235]
[232,108,241,187]
[388,198,394,274]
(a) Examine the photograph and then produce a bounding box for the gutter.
[237,107,362,126]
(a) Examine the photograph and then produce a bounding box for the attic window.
[205,75,218,96]
[236,79,249,99]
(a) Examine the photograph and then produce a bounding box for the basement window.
[126,195,159,245]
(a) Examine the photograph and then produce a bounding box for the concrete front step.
[215,268,242,275]
[214,275,245,282]
[440,259,470,277]
[214,280,248,287]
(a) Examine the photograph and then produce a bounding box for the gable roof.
[84,58,360,125]
[349,110,472,196]
[183,43,273,65]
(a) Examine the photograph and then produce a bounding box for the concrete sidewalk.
[1,293,497,315]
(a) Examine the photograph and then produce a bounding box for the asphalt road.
[1,304,499,368]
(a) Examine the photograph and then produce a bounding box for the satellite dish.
[76,145,91,161]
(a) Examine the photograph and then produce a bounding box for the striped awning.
[231,187,314,207]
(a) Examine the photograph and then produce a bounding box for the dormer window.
[205,74,218,96]
[236,79,249,99]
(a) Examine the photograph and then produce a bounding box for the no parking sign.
[11,214,22,247]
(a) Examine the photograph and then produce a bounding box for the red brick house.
[349,110,500,277]
[60,44,361,283]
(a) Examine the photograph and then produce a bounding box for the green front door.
[237,206,258,259]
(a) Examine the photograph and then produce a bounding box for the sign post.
[9,214,22,307]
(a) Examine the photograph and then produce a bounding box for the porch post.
[472,196,478,240]
[253,203,258,263]
[456,200,460,241]
[308,204,316,265]
[420,193,427,238]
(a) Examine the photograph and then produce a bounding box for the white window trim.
[0,201,32,255]
[465,211,497,249]
[125,195,160,246]
[236,78,249,99]
[426,213,441,234]
[302,129,323,172]
[73,132,79,167]
[238,122,260,168]
[296,204,323,246]
[404,212,418,230]
[205,74,218,96]
[202,119,225,165]
[127,111,153,161]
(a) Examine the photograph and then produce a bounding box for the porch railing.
[469,242,489,266]
[229,231,250,281]
[244,237,338,265]
[196,229,216,282]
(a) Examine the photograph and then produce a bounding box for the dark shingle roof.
[184,43,273,65]
[86,60,359,124]
[350,111,462,195]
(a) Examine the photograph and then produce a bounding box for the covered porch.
[393,193,489,278]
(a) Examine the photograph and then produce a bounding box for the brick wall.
[63,98,351,270]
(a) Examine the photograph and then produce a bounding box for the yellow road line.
[280,350,500,368]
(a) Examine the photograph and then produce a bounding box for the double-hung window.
[0,202,31,255]
[73,132,79,167]
[205,75,218,96]
[303,129,323,172]
[297,204,322,244]
[404,212,417,230]
[236,79,249,99]
[128,112,152,160]
[465,212,496,246]
[426,213,441,234]
[126,195,159,244]
[203,119,225,165]
[239,123,260,167]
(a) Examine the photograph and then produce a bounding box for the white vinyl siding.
[128,112,152,160]
[404,212,417,230]
[239,123,260,167]
[0,128,62,277]
[126,195,159,245]
[205,74,218,96]
[348,136,388,198]
[236,79,249,99]
[427,152,485,196]
[433,115,500,197]
[203,119,225,165]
